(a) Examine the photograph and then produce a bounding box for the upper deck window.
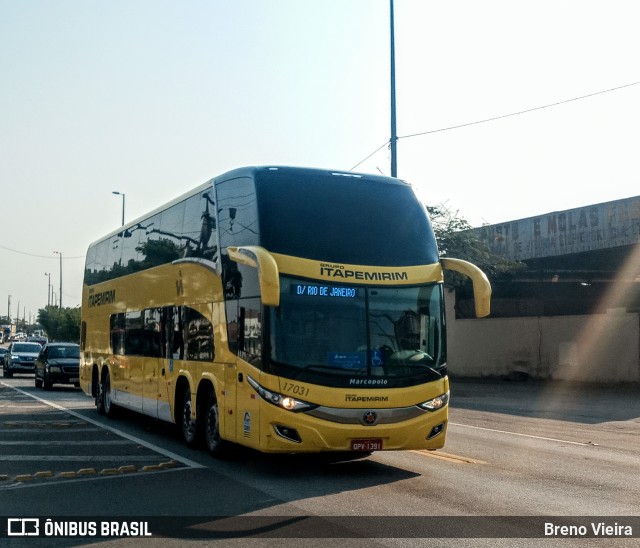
[255,171,438,266]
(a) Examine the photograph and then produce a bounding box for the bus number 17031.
[282,382,309,398]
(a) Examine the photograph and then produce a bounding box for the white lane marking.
[449,422,593,446]
[0,440,133,445]
[0,455,177,461]
[4,384,206,469]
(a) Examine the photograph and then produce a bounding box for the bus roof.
[89,166,414,248]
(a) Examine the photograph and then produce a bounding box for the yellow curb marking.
[34,471,54,478]
[58,471,79,479]
[118,465,137,473]
[78,468,97,476]
[141,465,161,472]
[99,468,120,475]
[410,450,487,465]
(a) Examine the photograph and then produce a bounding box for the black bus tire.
[97,368,116,417]
[180,384,199,446]
[204,390,227,457]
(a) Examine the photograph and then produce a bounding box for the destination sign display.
[292,284,360,299]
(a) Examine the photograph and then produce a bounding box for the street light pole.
[112,191,126,226]
[44,272,51,306]
[390,0,398,178]
[53,251,62,308]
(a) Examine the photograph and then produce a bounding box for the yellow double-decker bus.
[80,166,490,456]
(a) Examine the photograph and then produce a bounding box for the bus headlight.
[417,391,450,411]
[247,375,317,413]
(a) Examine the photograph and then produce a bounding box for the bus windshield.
[268,277,446,388]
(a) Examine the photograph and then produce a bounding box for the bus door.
[222,299,262,447]
[110,313,130,408]
[234,303,262,447]
[222,359,238,442]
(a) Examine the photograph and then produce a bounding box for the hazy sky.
[1,0,639,319]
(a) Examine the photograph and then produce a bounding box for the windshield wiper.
[401,363,444,378]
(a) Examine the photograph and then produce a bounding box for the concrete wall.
[445,294,640,383]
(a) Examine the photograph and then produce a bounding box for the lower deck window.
[110,305,214,362]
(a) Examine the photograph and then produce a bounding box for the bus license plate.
[351,439,382,451]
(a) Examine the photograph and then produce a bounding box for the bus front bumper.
[257,405,448,454]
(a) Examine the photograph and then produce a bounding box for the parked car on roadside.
[34,343,81,389]
[3,342,42,377]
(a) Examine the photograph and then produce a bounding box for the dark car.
[3,342,42,377]
[26,336,48,347]
[35,343,81,389]
[0,347,7,365]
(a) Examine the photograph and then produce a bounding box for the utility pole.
[112,191,126,226]
[45,272,51,306]
[390,0,398,178]
[54,251,62,308]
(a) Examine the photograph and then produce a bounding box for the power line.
[350,141,390,171]
[0,244,84,260]
[350,80,640,172]
[400,80,640,140]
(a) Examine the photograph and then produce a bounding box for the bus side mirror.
[441,258,491,318]
[227,246,280,307]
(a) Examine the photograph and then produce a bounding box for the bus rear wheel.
[204,390,227,456]
[96,369,115,417]
[180,385,199,446]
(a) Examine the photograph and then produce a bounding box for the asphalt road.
[1,374,639,547]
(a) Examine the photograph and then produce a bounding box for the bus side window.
[173,307,185,360]
[110,313,126,355]
[162,306,183,360]
[125,311,144,356]
[143,308,163,358]
[184,307,214,362]
[226,298,262,367]
[241,304,262,366]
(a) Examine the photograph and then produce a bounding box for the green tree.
[427,203,522,286]
[37,306,81,343]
